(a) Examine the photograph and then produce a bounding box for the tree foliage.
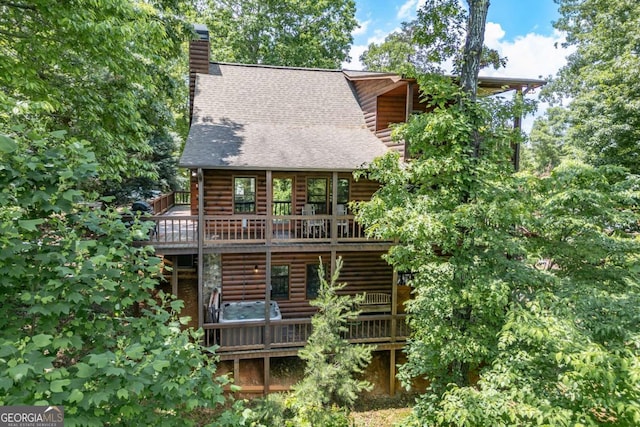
[194,0,358,68]
[0,0,190,195]
[360,0,504,76]
[355,1,640,425]
[523,106,576,174]
[543,0,640,173]
[0,121,231,424]
[243,258,372,427]
[356,76,640,426]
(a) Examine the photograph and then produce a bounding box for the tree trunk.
[460,0,490,159]
[460,0,490,101]
[456,0,490,388]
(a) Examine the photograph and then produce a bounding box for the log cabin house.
[147,24,545,395]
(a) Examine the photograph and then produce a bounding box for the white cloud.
[482,23,571,80]
[353,19,371,36]
[484,22,506,48]
[343,44,368,70]
[397,0,417,20]
[480,23,573,132]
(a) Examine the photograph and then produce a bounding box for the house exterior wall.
[192,169,379,216]
[218,251,393,319]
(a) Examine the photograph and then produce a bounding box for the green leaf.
[8,364,31,381]
[50,130,67,139]
[117,388,129,399]
[18,219,44,231]
[74,362,94,378]
[50,379,70,393]
[68,389,84,404]
[88,352,112,369]
[0,376,13,391]
[152,360,170,372]
[0,134,17,153]
[0,345,16,357]
[125,343,145,360]
[32,334,53,348]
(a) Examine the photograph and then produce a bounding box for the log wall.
[376,95,406,131]
[221,253,267,302]
[195,170,378,215]
[219,251,392,319]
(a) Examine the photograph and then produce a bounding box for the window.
[337,178,350,206]
[271,265,289,300]
[306,178,327,214]
[272,177,292,215]
[306,262,328,299]
[234,177,256,213]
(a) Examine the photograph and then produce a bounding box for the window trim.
[270,264,290,301]
[233,175,257,214]
[272,175,294,216]
[306,177,328,214]
[305,262,328,300]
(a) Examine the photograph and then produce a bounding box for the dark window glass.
[271,265,289,300]
[306,178,327,214]
[273,177,292,215]
[234,177,256,213]
[337,178,350,206]
[306,263,328,299]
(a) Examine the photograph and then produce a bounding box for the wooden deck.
[143,206,385,248]
[203,314,408,353]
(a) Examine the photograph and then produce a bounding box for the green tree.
[195,0,358,68]
[360,0,504,76]
[0,120,232,424]
[418,162,640,426]
[545,0,640,173]
[294,258,373,410]
[524,106,575,174]
[354,1,640,425]
[0,0,191,194]
[244,258,372,427]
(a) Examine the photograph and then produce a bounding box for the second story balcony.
[139,192,388,248]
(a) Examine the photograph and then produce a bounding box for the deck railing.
[202,314,408,352]
[145,214,379,246]
[149,191,190,215]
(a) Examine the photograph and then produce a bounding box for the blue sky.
[347,0,566,78]
[346,0,571,130]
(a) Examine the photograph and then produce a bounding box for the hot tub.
[218,300,282,323]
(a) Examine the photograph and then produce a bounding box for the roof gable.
[180,63,389,170]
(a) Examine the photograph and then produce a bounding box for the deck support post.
[331,172,338,275]
[264,251,272,350]
[265,171,273,351]
[263,356,270,395]
[171,255,178,296]
[197,168,204,329]
[331,171,338,246]
[266,170,273,245]
[391,270,398,343]
[390,349,396,396]
[234,358,240,387]
[404,82,414,160]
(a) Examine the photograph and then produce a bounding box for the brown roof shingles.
[180,63,389,171]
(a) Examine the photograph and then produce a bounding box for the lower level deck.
[203,313,408,353]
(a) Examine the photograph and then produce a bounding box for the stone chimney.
[189,24,210,124]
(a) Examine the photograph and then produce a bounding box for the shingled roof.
[180,63,389,171]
